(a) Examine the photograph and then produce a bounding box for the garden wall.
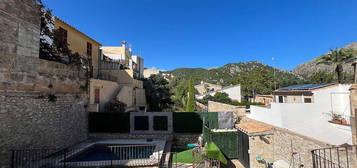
[88,112,221,134]
[248,126,329,168]
[0,91,88,168]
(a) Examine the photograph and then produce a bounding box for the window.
[87,42,92,56]
[278,96,283,103]
[56,27,68,52]
[304,98,312,103]
[94,88,100,103]
[58,27,68,44]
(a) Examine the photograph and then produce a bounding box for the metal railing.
[11,144,162,168]
[311,145,357,168]
[100,61,123,70]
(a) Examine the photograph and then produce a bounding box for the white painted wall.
[221,85,242,102]
[131,55,144,78]
[248,84,352,145]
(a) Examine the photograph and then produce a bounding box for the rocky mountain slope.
[165,61,301,88]
[293,42,357,77]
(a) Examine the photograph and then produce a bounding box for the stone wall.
[208,101,246,117]
[249,127,328,168]
[0,0,85,93]
[349,84,357,145]
[0,91,88,168]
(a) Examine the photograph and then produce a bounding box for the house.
[131,55,144,79]
[54,18,102,78]
[195,82,242,102]
[54,19,147,112]
[235,119,328,168]
[195,82,223,95]
[143,68,160,78]
[254,94,273,105]
[88,42,147,112]
[101,41,144,79]
[101,41,132,67]
[248,83,352,145]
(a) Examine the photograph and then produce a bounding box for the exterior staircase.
[311,145,357,168]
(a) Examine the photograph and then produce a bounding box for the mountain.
[293,42,357,77]
[166,61,301,85]
[164,61,302,98]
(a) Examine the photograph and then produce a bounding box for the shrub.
[47,94,57,102]
[104,98,127,113]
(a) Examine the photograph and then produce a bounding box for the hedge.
[173,112,218,133]
[89,112,219,133]
[153,116,168,131]
[89,112,130,133]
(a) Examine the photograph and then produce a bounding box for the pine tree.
[186,79,196,112]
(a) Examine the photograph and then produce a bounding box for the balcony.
[100,61,123,70]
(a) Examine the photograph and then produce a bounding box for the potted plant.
[341,118,348,125]
[330,113,342,124]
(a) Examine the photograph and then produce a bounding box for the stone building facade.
[0,1,89,167]
[0,0,85,93]
[236,120,328,168]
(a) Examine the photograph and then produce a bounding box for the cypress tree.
[186,79,196,112]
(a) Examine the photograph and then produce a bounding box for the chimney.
[121,41,127,48]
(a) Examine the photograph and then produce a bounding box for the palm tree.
[316,48,356,83]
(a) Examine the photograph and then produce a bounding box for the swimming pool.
[65,144,156,162]
[61,139,166,167]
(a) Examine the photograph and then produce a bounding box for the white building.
[248,84,352,145]
[130,55,144,79]
[143,68,160,78]
[196,84,242,102]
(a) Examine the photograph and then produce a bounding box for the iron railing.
[11,144,162,168]
[311,145,357,168]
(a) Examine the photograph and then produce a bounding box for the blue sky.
[43,0,357,71]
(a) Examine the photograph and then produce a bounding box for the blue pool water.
[65,144,155,162]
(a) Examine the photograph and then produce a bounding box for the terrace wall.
[0,91,88,168]
[249,127,328,168]
[208,101,246,117]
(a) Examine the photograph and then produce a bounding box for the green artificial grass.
[172,148,203,163]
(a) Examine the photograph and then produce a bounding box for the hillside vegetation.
[165,61,302,100]
[293,42,357,78]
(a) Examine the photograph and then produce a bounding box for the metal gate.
[203,126,250,167]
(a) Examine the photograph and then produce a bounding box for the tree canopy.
[143,75,173,112]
